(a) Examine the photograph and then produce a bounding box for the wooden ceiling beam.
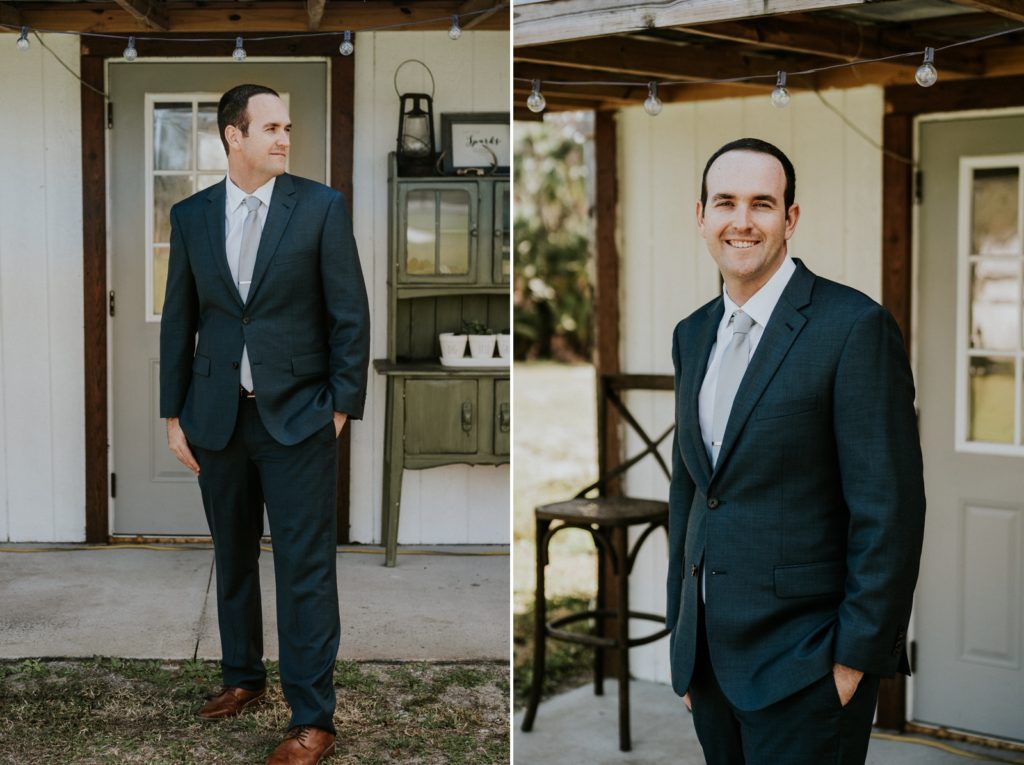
[460,0,505,30]
[0,3,22,26]
[513,0,869,47]
[12,3,508,34]
[110,0,167,32]
[946,0,1024,23]
[680,13,984,75]
[306,0,326,31]
[516,37,831,89]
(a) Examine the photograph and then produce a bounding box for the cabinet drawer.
[494,379,510,456]
[404,379,479,454]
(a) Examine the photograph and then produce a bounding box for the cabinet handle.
[461,401,473,432]
[470,226,479,237]
[499,402,510,432]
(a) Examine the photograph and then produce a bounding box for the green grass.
[0,658,508,764]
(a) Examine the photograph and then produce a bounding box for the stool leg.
[615,527,631,752]
[521,517,551,732]
[594,536,605,697]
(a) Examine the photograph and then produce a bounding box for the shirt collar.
[722,255,796,329]
[225,174,276,212]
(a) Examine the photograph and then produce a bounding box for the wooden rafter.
[513,0,868,47]
[0,2,21,26]
[306,0,327,31]
[111,0,168,32]
[681,13,984,75]
[947,0,1024,23]
[460,0,505,30]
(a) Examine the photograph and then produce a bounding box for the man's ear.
[224,125,241,151]
[695,200,705,234]
[784,202,800,240]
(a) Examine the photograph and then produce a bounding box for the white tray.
[439,356,511,368]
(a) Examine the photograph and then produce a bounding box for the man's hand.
[832,663,864,707]
[166,417,199,475]
[333,411,348,438]
[682,691,693,713]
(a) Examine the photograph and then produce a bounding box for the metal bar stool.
[520,374,673,752]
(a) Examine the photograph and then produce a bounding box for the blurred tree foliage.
[514,114,594,361]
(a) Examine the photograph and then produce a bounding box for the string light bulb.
[448,15,462,40]
[527,80,546,113]
[123,35,138,62]
[771,71,791,108]
[16,27,30,52]
[915,47,937,87]
[232,36,247,62]
[643,81,663,116]
[339,31,354,56]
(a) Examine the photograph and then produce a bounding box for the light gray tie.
[711,310,755,466]
[237,196,261,391]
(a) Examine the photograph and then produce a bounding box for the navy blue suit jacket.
[159,173,370,449]
[667,259,926,711]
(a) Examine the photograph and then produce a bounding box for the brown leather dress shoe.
[196,685,267,720]
[266,726,336,765]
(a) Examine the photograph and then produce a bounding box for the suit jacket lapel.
[203,180,241,307]
[686,297,723,489]
[246,173,296,305]
[712,261,813,478]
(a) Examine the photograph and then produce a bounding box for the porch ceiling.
[0,0,508,33]
[512,0,1024,119]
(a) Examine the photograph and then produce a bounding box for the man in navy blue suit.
[667,138,926,763]
[161,84,369,765]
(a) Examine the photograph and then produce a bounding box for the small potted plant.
[439,331,468,360]
[463,319,496,359]
[497,328,511,359]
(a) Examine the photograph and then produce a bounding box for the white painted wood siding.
[616,86,885,683]
[351,31,510,544]
[0,34,86,542]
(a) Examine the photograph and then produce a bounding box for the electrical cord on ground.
[870,732,1024,763]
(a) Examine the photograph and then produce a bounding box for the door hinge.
[109,290,115,317]
[107,102,113,130]
[110,473,116,499]
[914,168,923,204]
[909,639,917,673]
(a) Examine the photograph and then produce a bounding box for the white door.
[108,61,327,534]
[915,113,1024,741]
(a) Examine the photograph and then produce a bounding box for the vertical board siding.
[618,86,884,683]
[0,35,85,542]
[351,31,510,545]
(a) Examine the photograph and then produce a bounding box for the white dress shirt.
[225,175,275,390]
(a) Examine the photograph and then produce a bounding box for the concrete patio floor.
[0,543,509,662]
[513,680,1024,765]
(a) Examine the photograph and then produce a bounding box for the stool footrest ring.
[545,608,671,649]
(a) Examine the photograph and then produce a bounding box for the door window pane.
[153,103,193,171]
[197,103,227,172]
[969,259,1019,351]
[406,190,436,275]
[968,356,1015,444]
[153,246,169,316]
[971,168,1019,255]
[438,190,470,275]
[153,175,193,244]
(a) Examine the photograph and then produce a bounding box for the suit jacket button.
[232,362,239,369]
[707,498,719,509]
[242,316,251,325]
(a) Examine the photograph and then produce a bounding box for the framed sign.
[441,113,510,175]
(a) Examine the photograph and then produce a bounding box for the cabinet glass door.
[399,183,478,283]
[493,182,510,284]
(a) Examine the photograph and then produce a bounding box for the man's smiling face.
[228,93,291,187]
[696,149,799,301]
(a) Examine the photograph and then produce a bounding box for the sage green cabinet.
[375,154,510,566]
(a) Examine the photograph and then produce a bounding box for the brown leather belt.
[239,385,256,399]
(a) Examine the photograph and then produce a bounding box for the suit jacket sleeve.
[832,304,926,676]
[320,191,370,420]
[667,326,697,630]
[159,204,199,418]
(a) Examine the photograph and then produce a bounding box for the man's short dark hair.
[700,137,796,212]
[218,84,280,155]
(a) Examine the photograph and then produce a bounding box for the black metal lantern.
[394,60,436,174]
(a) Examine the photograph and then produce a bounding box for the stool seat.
[537,497,668,526]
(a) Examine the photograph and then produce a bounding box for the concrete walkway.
[0,543,508,662]
[514,680,1024,765]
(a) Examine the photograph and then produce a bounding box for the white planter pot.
[468,334,497,359]
[439,333,468,359]
[497,334,511,359]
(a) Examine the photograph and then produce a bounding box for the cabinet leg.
[381,377,404,567]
